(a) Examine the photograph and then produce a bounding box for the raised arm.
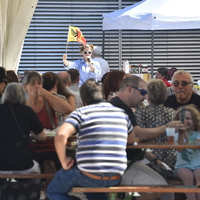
[37,87,73,115]
[55,122,76,169]
[63,54,69,67]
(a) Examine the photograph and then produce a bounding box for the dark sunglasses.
[83,51,92,55]
[172,81,192,87]
[0,80,8,85]
[126,85,147,96]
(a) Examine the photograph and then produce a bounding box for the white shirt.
[93,57,110,81]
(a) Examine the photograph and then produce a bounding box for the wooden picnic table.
[127,141,200,149]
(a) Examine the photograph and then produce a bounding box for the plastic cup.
[166,128,175,143]
[188,131,198,144]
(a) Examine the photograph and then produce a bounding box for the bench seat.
[72,185,200,193]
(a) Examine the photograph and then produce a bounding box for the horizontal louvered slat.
[19,0,200,83]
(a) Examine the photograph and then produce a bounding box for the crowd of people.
[0,44,200,200]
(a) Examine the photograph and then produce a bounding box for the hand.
[62,157,75,170]
[86,56,91,63]
[36,87,49,98]
[168,121,185,132]
[63,54,67,61]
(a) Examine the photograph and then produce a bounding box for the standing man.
[92,46,110,82]
[58,71,82,109]
[67,69,80,93]
[47,79,134,200]
[164,70,200,111]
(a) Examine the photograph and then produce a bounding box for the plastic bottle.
[125,60,129,73]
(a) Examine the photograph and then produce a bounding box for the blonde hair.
[147,79,167,104]
[173,104,200,131]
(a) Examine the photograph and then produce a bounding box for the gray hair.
[93,46,102,56]
[2,83,26,105]
[172,70,194,84]
[147,79,167,105]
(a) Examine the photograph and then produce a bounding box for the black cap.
[0,67,9,81]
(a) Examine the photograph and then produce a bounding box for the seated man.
[110,75,183,200]
[47,79,135,200]
[164,70,200,111]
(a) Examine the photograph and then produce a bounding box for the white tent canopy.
[0,0,38,73]
[103,0,200,31]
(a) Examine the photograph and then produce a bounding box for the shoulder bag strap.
[43,98,56,129]
[9,103,27,140]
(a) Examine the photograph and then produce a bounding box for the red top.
[162,78,172,87]
[29,100,58,153]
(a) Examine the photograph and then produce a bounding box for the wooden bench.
[72,185,200,200]
[0,173,54,179]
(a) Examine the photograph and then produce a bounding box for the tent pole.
[102,30,105,59]
[151,30,154,78]
[119,30,122,70]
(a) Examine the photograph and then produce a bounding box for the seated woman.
[23,71,73,197]
[42,72,76,125]
[156,67,172,87]
[135,79,176,169]
[103,70,125,101]
[174,104,200,200]
[0,83,46,200]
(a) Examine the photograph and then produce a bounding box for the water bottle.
[125,60,129,73]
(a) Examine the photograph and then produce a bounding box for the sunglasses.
[172,81,192,87]
[126,85,147,96]
[83,51,92,55]
[0,80,8,85]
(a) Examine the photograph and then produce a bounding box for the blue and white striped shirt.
[65,102,133,175]
[63,58,101,86]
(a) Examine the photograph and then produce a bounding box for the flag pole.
[65,23,71,54]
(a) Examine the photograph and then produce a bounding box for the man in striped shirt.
[47,79,135,200]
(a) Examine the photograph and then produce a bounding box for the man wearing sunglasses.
[63,44,101,86]
[110,75,182,200]
[164,70,200,111]
[0,67,8,103]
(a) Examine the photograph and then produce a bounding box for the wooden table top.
[127,141,200,149]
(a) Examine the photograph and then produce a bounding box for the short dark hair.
[67,69,80,83]
[42,72,57,91]
[119,75,145,91]
[80,79,103,104]
[157,68,169,79]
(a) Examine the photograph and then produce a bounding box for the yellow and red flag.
[68,26,86,45]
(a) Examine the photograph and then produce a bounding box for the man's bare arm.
[55,123,76,169]
[135,121,184,142]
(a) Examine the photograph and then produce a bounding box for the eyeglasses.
[0,80,8,85]
[126,85,147,96]
[172,81,192,87]
[83,51,92,55]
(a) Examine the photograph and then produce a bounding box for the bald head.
[58,71,71,86]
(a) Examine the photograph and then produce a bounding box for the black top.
[164,93,200,111]
[110,97,144,161]
[0,103,44,170]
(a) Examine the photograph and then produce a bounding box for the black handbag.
[147,160,176,183]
